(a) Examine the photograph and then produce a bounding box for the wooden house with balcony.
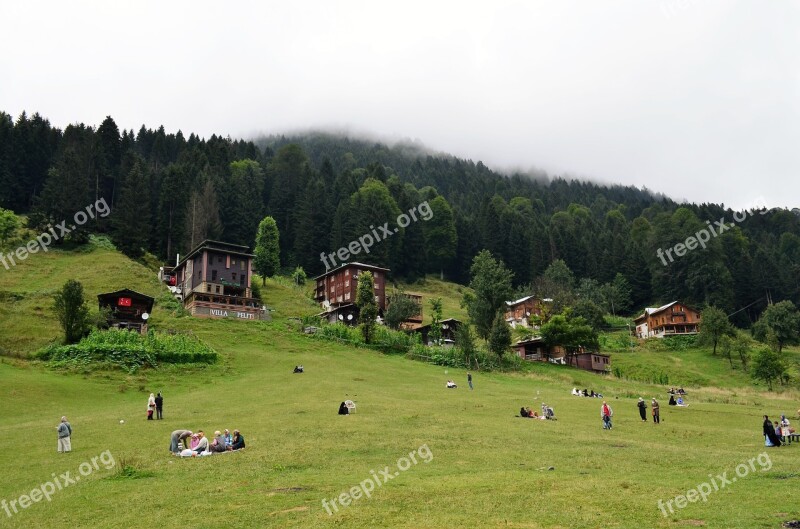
[313,262,389,325]
[504,296,545,328]
[172,240,269,321]
[511,336,610,373]
[633,301,700,339]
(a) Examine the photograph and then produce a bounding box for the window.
[345,280,349,287]
[232,259,236,266]
[212,270,217,281]
[240,276,245,285]
[345,292,350,300]
[218,256,223,263]
[232,272,237,281]
[240,261,245,271]
[206,285,212,292]
[215,286,220,294]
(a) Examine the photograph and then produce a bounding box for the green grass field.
[1,245,799,528]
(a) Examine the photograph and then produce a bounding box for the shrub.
[37,329,217,372]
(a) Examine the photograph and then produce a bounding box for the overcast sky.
[1,1,797,209]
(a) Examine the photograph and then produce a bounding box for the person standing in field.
[651,398,660,424]
[147,393,156,420]
[467,373,473,390]
[155,392,163,420]
[601,401,613,429]
[57,416,72,453]
[637,398,647,422]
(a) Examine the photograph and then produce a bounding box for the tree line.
[2,111,799,327]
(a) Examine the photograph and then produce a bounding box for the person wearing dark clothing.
[764,416,782,447]
[338,402,349,415]
[155,393,163,420]
[231,430,245,450]
[637,398,647,421]
[467,373,473,390]
[293,365,304,373]
[669,395,676,406]
[520,407,528,418]
[651,398,660,424]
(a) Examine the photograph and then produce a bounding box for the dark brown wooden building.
[512,337,610,373]
[404,318,462,346]
[173,240,268,321]
[314,262,389,325]
[97,289,155,334]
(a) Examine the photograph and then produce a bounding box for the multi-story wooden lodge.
[504,295,545,328]
[313,262,389,325]
[172,240,268,321]
[633,301,700,339]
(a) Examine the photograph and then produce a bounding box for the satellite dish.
[338,314,344,320]
[323,300,331,309]
[142,313,150,320]
[526,311,531,316]
[442,324,448,330]
[347,314,353,321]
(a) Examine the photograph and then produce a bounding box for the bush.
[37,329,217,372]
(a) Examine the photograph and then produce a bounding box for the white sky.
[1,1,798,209]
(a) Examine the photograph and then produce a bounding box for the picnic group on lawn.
[170,428,245,456]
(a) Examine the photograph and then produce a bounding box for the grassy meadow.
[0,244,799,528]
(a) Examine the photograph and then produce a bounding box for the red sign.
[118,297,132,307]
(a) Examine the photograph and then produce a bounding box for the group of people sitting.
[765,414,796,447]
[293,365,304,373]
[446,380,458,389]
[667,387,687,395]
[170,428,245,456]
[668,394,687,406]
[571,388,603,398]
[520,403,555,420]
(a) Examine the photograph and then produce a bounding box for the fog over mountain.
[1,1,797,209]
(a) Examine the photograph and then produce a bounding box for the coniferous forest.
[1,111,798,327]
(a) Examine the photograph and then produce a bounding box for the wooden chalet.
[633,301,700,339]
[567,352,611,373]
[512,337,610,373]
[314,262,389,325]
[97,289,155,334]
[504,296,545,328]
[173,240,268,321]
[404,318,462,346]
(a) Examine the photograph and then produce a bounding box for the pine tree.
[356,271,378,343]
[113,160,151,259]
[254,216,280,283]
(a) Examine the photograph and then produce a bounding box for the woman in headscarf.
[763,415,782,447]
[637,398,647,421]
[338,402,349,415]
[147,393,156,420]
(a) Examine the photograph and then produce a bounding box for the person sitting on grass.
[446,380,457,389]
[669,395,677,406]
[338,402,349,415]
[231,430,245,450]
[193,431,209,453]
[210,431,228,453]
[223,429,233,445]
[293,365,304,373]
[520,407,529,418]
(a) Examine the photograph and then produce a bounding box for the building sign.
[118,297,132,307]
[209,308,255,320]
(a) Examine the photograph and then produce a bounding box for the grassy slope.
[0,248,799,529]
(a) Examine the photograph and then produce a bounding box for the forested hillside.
[1,111,798,327]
